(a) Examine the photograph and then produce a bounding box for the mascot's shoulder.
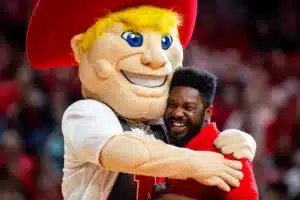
[63,99,117,119]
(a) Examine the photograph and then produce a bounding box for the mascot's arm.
[62,100,242,192]
[99,133,243,192]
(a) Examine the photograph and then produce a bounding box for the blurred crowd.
[0,0,299,200]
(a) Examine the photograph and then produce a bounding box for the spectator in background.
[34,153,62,200]
[266,94,300,172]
[285,149,300,199]
[0,166,27,200]
[0,35,12,81]
[13,66,56,157]
[264,181,289,200]
[44,89,67,171]
[1,129,36,198]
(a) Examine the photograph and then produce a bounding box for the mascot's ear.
[71,34,84,63]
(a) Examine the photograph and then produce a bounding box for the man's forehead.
[168,95,198,104]
[170,86,200,97]
[169,86,202,103]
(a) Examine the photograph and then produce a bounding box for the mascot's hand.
[214,129,257,161]
[191,151,243,192]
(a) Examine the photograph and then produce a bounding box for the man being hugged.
[156,67,259,199]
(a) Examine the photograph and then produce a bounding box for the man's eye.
[185,107,196,111]
[121,31,143,47]
[167,103,175,108]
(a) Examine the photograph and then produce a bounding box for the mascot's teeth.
[122,71,167,88]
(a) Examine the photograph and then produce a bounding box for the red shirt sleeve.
[223,159,259,200]
[183,124,259,200]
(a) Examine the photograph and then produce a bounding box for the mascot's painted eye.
[121,31,143,47]
[161,35,173,50]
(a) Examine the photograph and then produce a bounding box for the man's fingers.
[225,166,244,180]
[220,172,241,187]
[207,176,231,192]
[224,159,243,170]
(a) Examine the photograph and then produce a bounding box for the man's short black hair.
[170,66,217,108]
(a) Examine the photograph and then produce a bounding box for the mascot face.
[71,6,183,120]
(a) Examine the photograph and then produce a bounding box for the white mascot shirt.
[61,99,157,199]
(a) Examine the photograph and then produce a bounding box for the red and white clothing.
[167,123,259,200]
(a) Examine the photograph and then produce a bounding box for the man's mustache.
[167,117,187,121]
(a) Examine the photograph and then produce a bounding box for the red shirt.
[167,123,259,200]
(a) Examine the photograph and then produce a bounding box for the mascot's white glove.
[214,129,257,161]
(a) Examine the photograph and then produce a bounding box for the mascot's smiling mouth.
[121,70,167,88]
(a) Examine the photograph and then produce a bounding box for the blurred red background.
[0,0,300,200]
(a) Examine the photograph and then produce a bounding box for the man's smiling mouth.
[121,70,167,88]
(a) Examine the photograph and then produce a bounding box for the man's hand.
[190,151,243,192]
[214,129,257,161]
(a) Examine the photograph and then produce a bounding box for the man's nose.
[173,107,184,118]
[141,49,167,69]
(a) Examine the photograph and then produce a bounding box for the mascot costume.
[26,0,257,199]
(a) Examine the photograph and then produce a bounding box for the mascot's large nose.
[141,49,167,69]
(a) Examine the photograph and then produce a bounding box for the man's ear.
[204,105,213,123]
[70,34,84,63]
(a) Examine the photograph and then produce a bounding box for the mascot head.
[26,0,197,120]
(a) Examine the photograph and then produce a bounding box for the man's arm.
[62,100,243,192]
[224,159,259,200]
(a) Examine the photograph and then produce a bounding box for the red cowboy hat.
[26,0,197,70]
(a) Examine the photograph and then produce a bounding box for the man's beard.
[167,110,206,147]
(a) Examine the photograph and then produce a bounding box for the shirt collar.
[185,122,220,149]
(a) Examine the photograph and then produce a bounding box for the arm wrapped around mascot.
[26,0,256,199]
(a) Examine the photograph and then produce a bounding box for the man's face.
[73,23,183,120]
[164,86,206,138]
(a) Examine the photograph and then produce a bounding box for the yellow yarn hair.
[79,6,182,53]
